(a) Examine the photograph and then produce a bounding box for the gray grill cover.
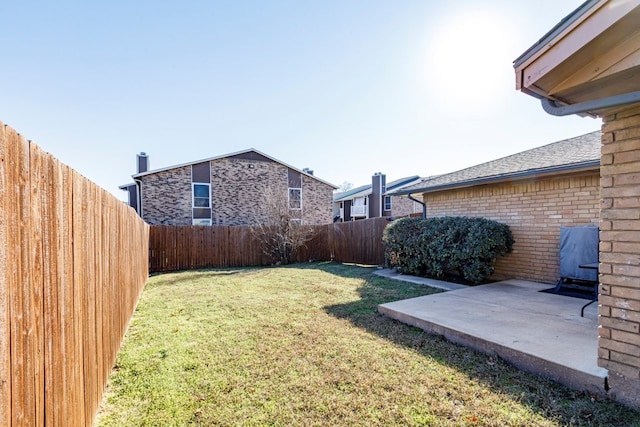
[559,226,598,282]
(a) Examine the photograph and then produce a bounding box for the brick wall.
[424,172,600,283]
[301,175,335,225]
[391,195,422,217]
[211,157,286,226]
[140,157,334,225]
[598,105,640,405]
[140,165,192,225]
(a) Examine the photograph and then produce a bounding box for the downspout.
[540,90,640,116]
[407,194,426,218]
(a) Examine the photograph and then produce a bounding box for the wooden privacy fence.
[149,216,390,272]
[0,123,150,427]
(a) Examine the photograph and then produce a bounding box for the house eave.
[334,189,371,202]
[514,0,640,116]
[513,0,599,71]
[119,183,135,190]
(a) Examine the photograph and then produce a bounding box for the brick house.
[513,0,640,407]
[390,131,601,284]
[333,173,422,221]
[120,149,337,226]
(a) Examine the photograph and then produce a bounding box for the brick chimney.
[137,152,149,174]
[370,172,386,218]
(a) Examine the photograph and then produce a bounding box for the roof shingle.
[393,131,601,195]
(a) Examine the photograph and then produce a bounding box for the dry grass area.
[96,262,640,426]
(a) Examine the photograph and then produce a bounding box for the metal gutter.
[390,160,600,196]
[541,91,640,116]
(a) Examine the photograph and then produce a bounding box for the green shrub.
[383,216,514,285]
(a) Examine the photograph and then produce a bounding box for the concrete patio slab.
[377,273,607,395]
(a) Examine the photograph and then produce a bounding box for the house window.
[193,183,211,208]
[192,218,212,226]
[384,196,391,211]
[289,188,302,210]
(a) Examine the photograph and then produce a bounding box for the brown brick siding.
[391,195,422,217]
[599,105,640,385]
[424,172,600,283]
[301,175,335,225]
[140,165,192,225]
[211,158,286,226]
[140,157,334,225]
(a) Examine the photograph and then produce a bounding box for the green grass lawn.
[95,262,640,426]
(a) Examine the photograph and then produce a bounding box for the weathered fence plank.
[29,141,46,427]
[0,121,10,427]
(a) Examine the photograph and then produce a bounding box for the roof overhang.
[334,188,371,202]
[119,183,136,190]
[514,0,640,116]
[390,161,600,196]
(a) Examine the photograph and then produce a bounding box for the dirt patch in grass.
[95,262,640,426]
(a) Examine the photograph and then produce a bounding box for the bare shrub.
[250,185,314,265]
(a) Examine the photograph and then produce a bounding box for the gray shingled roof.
[392,131,601,195]
[333,175,421,202]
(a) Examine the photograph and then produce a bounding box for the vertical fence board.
[61,163,77,424]
[83,180,98,426]
[43,152,62,426]
[94,186,104,416]
[8,128,32,425]
[0,123,10,427]
[29,141,46,427]
[71,171,87,427]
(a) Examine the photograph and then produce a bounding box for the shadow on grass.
[316,262,640,426]
[147,268,250,288]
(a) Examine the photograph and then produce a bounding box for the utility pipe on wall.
[407,194,426,218]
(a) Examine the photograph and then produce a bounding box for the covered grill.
[554,225,599,294]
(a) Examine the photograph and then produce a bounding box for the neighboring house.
[120,149,337,226]
[513,0,640,407]
[390,131,601,284]
[333,173,422,221]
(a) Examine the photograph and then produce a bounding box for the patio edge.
[378,302,608,397]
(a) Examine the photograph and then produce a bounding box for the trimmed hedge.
[383,216,514,285]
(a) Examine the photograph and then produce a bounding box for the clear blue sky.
[1,0,599,200]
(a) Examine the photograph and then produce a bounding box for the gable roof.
[333,175,421,202]
[391,131,601,196]
[131,148,337,189]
